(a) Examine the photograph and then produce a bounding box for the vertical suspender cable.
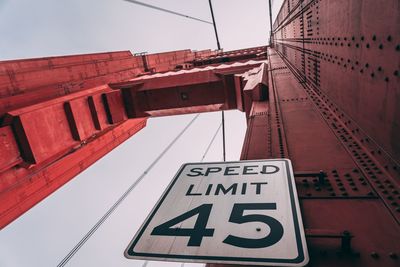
[208,0,221,50]
[201,123,222,162]
[208,0,226,162]
[268,0,273,45]
[57,114,200,267]
[221,111,226,162]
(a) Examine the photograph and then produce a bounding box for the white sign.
[125,159,308,266]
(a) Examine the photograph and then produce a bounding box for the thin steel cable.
[57,114,200,267]
[208,0,221,50]
[167,123,222,267]
[201,123,222,162]
[268,0,273,44]
[208,0,226,162]
[141,122,221,267]
[123,0,213,25]
[221,110,226,161]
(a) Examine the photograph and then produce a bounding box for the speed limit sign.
[125,159,309,266]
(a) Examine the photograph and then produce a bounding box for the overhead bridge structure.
[0,0,399,266]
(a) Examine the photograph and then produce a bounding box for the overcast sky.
[0,1,283,266]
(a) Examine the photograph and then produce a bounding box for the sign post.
[125,159,308,266]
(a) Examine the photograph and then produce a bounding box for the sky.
[0,0,284,266]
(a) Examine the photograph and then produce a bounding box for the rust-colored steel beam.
[109,59,268,117]
[0,47,268,229]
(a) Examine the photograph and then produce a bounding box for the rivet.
[365,63,369,68]
[372,35,377,41]
[371,252,379,258]
[385,77,389,82]
[394,70,399,76]
[356,43,359,48]
[396,45,400,51]
[256,227,261,232]
[366,43,370,48]
[387,35,392,42]
[371,72,375,77]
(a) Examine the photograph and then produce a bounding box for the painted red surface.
[0,47,266,229]
[0,1,399,265]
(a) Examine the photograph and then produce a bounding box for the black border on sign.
[125,159,306,265]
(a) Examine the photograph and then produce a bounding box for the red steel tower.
[0,0,399,266]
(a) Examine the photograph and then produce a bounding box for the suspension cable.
[208,0,221,50]
[123,0,213,25]
[208,0,226,162]
[57,114,200,267]
[136,121,220,267]
[221,111,226,161]
[201,123,222,162]
[268,0,273,45]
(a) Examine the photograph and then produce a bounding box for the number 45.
[151,203,284,248]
